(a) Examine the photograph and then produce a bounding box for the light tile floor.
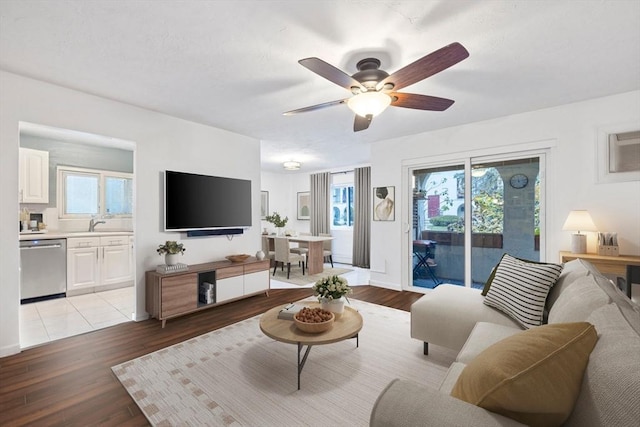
[20,286,134,349]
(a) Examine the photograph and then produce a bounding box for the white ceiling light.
[347,92,392,118]
[283,161,301,170]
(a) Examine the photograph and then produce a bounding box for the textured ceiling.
[1,0,639,173]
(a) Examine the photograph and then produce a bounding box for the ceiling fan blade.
[283,99,347,115]
[390,93,455,111]
[354,114,372,132]
[299,57,365,91]
[376,42,469,91]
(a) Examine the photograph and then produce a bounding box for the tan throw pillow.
[451,322,598,427]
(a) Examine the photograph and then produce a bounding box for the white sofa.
[370,259,640,427]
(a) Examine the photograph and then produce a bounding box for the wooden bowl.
[294,310,335,333]
[226,254,250,263]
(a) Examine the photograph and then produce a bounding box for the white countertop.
[19,230,133,241]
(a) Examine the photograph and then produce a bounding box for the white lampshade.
[562,210,597,254]
[562,210,597,233]
[347,92,392,117]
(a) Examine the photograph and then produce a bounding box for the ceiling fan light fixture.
[283,161,301,170]
[347,91,392,118]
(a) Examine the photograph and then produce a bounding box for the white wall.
[261,164,369,264]
[370,91,640,291]
[0,71,262,357]
[260,171,310,234]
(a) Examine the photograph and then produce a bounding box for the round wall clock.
[509,173,529,189]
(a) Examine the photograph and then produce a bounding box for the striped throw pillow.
[484,254,564,329]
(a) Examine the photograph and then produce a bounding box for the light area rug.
[271,266,352,286]
[112,299,457,426]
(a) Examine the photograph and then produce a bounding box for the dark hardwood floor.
[0,286,424,426]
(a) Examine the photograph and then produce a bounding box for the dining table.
[266,234,334,275]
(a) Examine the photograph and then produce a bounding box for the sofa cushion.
[483,254,563,328]
[546,258,590,309]
[565,303,640,427]
[451,322,598,427]
[438,362,467,394]
[371,379,527,427]
[411,285,522,352]
[456,322,522,364]
[548,275,610,323]
[577,259,640,334]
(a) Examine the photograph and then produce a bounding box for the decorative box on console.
[597,232,619,257]
[598,245,620,257]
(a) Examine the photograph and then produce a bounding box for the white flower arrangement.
[312,275,352,302]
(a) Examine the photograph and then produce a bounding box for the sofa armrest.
[370,379,525,427]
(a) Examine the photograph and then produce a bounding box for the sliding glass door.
[469,157,541,286]
[411,154,544,289]
[412,164,465,288]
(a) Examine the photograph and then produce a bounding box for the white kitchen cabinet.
[67,237,101,294]
[100,236,134,286]
[19,147,49,203]
[67,235,133,296]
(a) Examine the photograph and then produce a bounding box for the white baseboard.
[369,279,401,291]
[0,342,21,357]
[133,312,149,321]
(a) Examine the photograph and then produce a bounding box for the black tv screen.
[164,170,252,231]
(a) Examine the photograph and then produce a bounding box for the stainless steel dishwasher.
[20,238,67,303]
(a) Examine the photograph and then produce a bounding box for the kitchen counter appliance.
[20,238,67,303]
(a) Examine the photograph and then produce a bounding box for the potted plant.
[265,212,288,235]
[312,275,352,317]
[157,240,186,265]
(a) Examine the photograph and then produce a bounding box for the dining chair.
[273,237,306,279]
[290,232,310,256]
[319,233,334,268]
[261,235,275,261]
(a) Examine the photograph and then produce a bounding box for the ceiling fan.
[283,42,469,132]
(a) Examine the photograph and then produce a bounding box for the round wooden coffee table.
[260,302,363,390]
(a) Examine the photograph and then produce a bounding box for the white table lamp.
[562,210,597,254]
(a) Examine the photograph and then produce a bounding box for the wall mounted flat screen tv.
[164,170,252,231]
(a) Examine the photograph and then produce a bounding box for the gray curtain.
[310,172,330,235]
[352,166,371,268]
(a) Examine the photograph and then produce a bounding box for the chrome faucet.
[89,218,106,232]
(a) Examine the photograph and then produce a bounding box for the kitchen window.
[58,166,133,218]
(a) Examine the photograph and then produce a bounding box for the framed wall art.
[373,186,395,221]
[297,191,310,220]
[260,191,269,219]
